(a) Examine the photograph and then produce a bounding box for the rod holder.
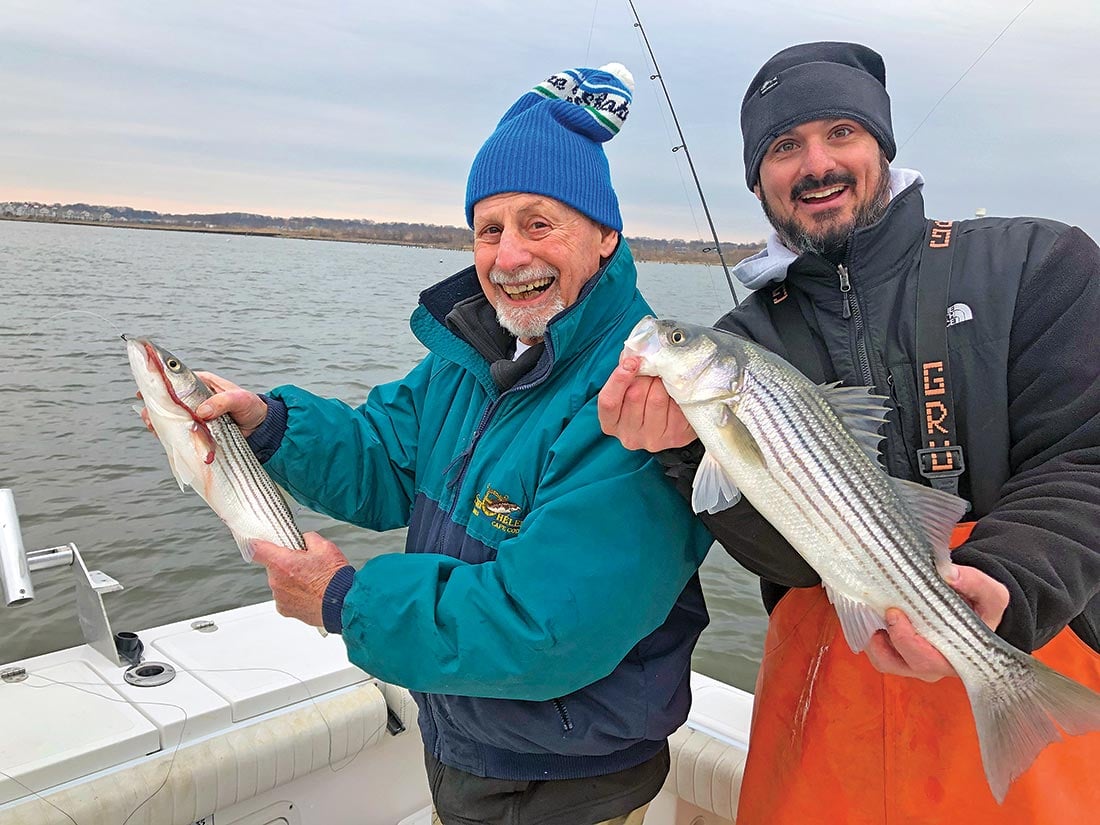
[1,489,34,606]
[0,488,125,666]
[114,631,144,667]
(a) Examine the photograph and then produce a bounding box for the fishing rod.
[627,0,740,307]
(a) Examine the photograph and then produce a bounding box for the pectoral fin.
[719,406,767,469]
[164,443,196,492]
[191,421,217,465]
[162,422,222,499]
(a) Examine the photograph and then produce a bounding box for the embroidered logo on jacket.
[946,302,973,327]
[473,484,524,534]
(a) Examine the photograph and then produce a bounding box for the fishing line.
[0,671,189,825]
[40,309,127,341]
[633,53,723,318]
[631,22,710,244]
[0,663,386,824]
[899,0,1037,151]
[584,0,600,66]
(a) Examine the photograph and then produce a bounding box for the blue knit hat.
[465,63,634,231]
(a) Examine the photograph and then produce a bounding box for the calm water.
[0,220,767,691]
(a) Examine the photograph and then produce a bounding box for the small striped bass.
[124,336,305,561]
[625,316,1100,803]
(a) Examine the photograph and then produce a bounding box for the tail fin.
[970,656,1100,803]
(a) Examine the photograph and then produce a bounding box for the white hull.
[0,602,751,825]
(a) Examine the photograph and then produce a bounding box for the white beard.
[495,295,565,341]
[490,264,562,341]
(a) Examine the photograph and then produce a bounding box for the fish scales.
[209,415,304,550]
[625,316,1100,801]
[745,360,1004,679]
[211,416,301,541]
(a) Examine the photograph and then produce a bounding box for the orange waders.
[735,523,1100,824]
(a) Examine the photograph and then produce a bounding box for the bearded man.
[599,41,1100,824]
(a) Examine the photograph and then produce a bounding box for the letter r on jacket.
[925,401,950,436]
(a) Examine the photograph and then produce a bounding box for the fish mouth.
[141,341,161,371]
[123,336,151,378]
[128,337,205,415]
[624,316,660,368]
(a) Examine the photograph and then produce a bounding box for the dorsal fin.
[893,477,970,576]
[820,383,890,462]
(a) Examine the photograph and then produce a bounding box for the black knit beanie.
[740,42,895,189]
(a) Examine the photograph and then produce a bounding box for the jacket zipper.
[552,697,575,733]
[838,263,853,320]
[435,399,498,553]
[837,263,875,387]
[435,351,556,554]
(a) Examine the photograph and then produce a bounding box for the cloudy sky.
[2,0,1097,242]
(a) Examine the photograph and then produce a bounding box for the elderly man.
[193,64,712,825]
[599,42,1100,823]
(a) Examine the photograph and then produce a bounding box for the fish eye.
[670,329,686,344]
[166,358,182,371]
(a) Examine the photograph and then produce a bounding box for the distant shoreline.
[0,215,761,266]
[1,214,464,251]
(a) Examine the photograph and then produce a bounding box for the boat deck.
[0,601,751,824]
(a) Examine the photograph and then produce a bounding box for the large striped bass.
[624,316,1100,802]
[124,336,305,562]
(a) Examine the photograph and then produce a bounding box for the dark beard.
[762,153,892,258]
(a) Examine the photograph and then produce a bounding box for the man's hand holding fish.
[601,366,1013,685]
[598,353,695,451]
[251,533,351,629]
[191,371,270,437]
[865,567,1009,683]
[175,377,352,625]
[607,315,1100,807]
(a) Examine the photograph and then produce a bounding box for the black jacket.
[670,182,1100,654]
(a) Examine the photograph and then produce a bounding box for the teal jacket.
[254,241,712,779]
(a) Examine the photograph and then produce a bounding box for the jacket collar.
[842,174,927,290]
[410,239,638,395]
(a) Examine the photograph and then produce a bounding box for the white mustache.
[489,264,559,286]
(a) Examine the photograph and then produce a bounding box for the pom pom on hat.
[465,63,634,231]
[531,62,635,142]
